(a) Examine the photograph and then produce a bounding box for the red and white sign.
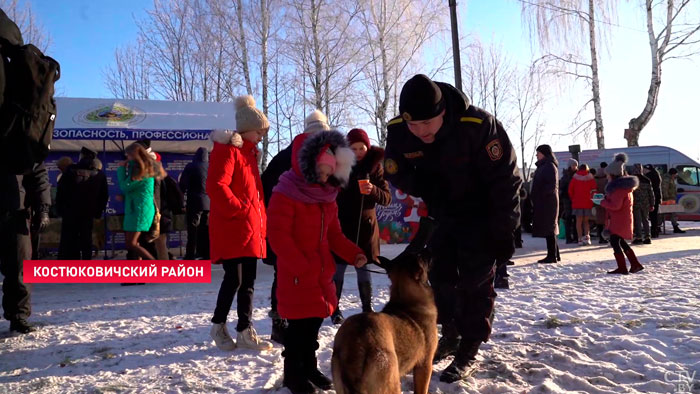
[24,260,211,283]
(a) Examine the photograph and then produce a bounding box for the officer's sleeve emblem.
[384,158,398,174]
[486,139,503,161]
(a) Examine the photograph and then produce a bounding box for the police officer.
[384,74,521,382]
[1,162,51,334]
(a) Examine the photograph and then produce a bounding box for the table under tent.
[42,97,235,258]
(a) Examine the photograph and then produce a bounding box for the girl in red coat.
[568,163,597,245]
[599,153,644,274]
[208,95,272,352]
[267,130,367,393]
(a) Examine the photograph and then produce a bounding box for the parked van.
[555,146,700,221]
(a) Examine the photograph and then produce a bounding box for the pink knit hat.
[316,146,336,173]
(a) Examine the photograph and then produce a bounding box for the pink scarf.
[273,170,338,204]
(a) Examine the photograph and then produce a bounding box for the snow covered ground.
[1,223,699,393]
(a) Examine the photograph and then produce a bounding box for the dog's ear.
[375,256,392,271]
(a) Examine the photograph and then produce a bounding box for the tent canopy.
[52,97,236,153]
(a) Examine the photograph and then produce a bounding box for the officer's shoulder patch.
[460,116,483,124]
[486,139,503,161]
[384,158,398,174]
[387,117,404,127]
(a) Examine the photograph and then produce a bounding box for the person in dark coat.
[594,162,609,244]
[331,128,391,324]
[260,109,331,345]
[56,147,109,260]
[179,147,210,260]
[643,164,662,238]
[384,74,521,383]
[531,145,561,264]
[631,163,655,244]
[559,159,578,243]
[0,162,51,334]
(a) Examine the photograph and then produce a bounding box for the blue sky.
[28,0,700,160]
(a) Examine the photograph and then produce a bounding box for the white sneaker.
[585,235,592,245]
[210,323,236,351]
[236,326,273,351]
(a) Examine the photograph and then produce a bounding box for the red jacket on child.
[568,169,597,210]
[600,176,638,240]
[206,130,266,263]
[267,131,362,320]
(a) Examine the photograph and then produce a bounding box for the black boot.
[433,322,460,363]
[283,351,315,394]
[358,281,373,313]
[673,225,686,234]
[440,340,480,383]
[10,319,37,334]
[597,225,608,244]
[271,317,287,345]
[331,280,344,325]
[304,353,333,390]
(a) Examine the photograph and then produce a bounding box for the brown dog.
[331,251,438,394]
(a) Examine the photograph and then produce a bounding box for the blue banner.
[53,128,211,141]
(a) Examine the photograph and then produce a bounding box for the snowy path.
[1,224,699,393]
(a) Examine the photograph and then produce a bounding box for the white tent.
[52,97,236,153]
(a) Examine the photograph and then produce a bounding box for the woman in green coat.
[117,143,157,260]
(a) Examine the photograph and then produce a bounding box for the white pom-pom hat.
[303,109,331,134]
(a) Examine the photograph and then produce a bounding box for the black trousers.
[609,234,632,255]
[0,210,32,322]
[185,210,209,259]
[565,214,578,242]
[649,203,660,236]
[58,216,94,260]
[211,257,257,331]
[284,317,323,359]
[546,234,559,258]
[430,246,496,343]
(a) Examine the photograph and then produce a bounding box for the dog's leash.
[357,265,387,275]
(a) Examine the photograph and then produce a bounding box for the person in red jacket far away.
[208,95,273,352]
[568,163,598,245]
[267,129,367,394]
[598,153,644,275]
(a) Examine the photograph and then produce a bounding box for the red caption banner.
[24,260,212,283]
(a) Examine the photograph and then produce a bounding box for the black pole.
[449,0,462,92]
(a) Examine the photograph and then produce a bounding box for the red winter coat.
[206,130,266,263]
[600,176,639,240]
[267,131,362,320]
[568,169,597,210]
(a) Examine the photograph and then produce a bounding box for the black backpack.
[0,8,60,174]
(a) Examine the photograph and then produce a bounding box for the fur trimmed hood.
[210,129,243,148]
[605,175,639,194]
[293,130,355,186]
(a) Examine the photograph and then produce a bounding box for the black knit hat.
[399,74,446,121]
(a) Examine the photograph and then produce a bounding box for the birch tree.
[625,0,700,146]
[285,0,366,126]
[355,0,444,146]
[521,0,616,149]
[136,0,199,101]
[512,61,547,182]
[104,39,152,100]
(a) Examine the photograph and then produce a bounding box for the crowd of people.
[526,146,687,276]
[1,71,692,394]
